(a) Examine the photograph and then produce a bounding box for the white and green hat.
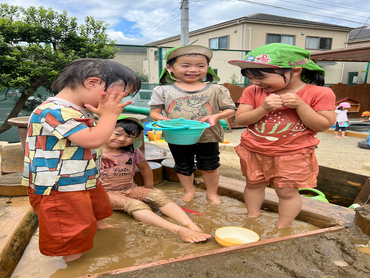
[228,43,325,77]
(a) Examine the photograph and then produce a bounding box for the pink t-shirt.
[100,149,146,191]
[238,84,336,156]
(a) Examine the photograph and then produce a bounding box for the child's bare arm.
[68,91,132,149]
[150,108,170,121]
[281,93,335,131]
[137,161,154,189]
[199,109,235,126]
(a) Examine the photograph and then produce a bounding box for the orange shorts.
[28,182,112,257]
[235,145,318,188]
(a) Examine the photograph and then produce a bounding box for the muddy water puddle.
[12,181,318,278]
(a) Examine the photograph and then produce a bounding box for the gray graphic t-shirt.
[149,83,235,143]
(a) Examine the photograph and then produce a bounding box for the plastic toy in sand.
[298,188,329,203]
[361,111,370,122]
[215,227,259,247]
[358,134,370,150]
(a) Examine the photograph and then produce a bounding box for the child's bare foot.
[63,253,83,262]
[180,192,195,202]
[206,194,221,204]
[334,136,341,138]
[247,212,261,218]
[276,223,292,229]
[341,136,348,138]
[97,220,114,229]
[176,227,212,243]
[184,222,204,233]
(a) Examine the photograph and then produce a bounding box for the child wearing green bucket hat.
[228,43,336,228]
[100,115,211,243]
[149,45,236,204]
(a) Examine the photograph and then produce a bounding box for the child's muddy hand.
[85,91,132,116]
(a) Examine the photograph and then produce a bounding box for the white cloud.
[1,0,369,45]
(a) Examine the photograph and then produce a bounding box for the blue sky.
[2,0,370,45]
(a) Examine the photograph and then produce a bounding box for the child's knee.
[146,189,173,207]
[275,187,299,199]
[174,164,196,176]
[124,199,151,215]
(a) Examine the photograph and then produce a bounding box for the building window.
[266,34,294,45]
[306,37,332,50]
[209,36,229,49]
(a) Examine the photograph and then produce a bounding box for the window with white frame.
[266,34,295,45]
[305,37,332,50]
[209,36,229,49]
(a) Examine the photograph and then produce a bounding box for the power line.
[134,0,210,44]
[351,15,370,41]
[237,0,366,25]
[277,0,370,20]
[132,4,181,43]
[303,0,370,13]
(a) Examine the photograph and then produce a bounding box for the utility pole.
[180,0,189,45]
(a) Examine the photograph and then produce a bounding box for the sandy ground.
[117,129,370,278]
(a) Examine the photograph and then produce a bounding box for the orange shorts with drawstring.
[28,181,112,257]
[235,145,319,188]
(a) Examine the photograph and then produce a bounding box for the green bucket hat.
[117,115,144,149]
[228,43,325,77]
[160,45,220,84]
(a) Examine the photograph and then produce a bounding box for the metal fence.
[0,45,247,143]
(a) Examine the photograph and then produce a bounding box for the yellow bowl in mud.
[215,226,260,247]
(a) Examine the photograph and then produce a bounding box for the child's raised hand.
[262,93,283,111]
[280,93,303,109]
[85,91,132,117]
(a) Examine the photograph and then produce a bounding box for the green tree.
[0,4,120,134]
[227,73,238,84]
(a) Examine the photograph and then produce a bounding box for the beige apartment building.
[144,13,353,85]
[341,27,370,84]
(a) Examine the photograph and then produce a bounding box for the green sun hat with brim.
[228,43,325,77]
[160,45,220,84]
[117,115,144,149]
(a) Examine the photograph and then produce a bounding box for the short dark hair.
[116,119,143,137]
[51,58,142,94]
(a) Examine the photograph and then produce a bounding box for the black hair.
[161,54,213,84]
[241,67,325,86]
[115,119,144,152]
[51,58,142,95]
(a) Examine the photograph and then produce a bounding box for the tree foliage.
[0,4,120,133]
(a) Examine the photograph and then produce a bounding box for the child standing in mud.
[100,116,211,243]
[22,58,140,261]
[149,45,235,204]
[228,43,336,228]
